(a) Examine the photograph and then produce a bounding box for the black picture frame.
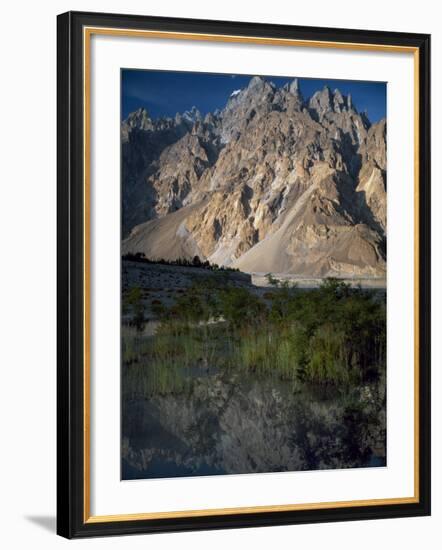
[57,10,431,539]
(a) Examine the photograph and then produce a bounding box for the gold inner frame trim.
[83,26,420,524]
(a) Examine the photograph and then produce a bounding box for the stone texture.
[121,77,387,277]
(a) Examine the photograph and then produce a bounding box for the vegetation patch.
[122,277,386,395]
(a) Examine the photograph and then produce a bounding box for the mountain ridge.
[121,76,386,278]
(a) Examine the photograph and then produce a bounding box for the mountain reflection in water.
[122,370,386,479]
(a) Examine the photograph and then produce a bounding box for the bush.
[130,276,386,387]
[126,286,145,330]
[219,287,267,328]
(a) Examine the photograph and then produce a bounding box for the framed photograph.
[57,11,431,538]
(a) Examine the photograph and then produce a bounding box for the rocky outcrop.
[122,77,386,277]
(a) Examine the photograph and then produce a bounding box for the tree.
[265,273,280,287]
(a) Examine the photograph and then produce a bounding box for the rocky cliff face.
[122,77,386,277]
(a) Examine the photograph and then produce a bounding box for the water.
[122,368,386,480]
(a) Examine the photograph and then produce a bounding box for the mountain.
[121,77,386,278]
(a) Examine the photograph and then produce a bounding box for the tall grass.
[122,278,386,396]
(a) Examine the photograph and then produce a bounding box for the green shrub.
[123,277,386,390]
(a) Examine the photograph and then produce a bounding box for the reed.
[122,278,386,396]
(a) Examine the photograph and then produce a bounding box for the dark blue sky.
[121,69,386,124]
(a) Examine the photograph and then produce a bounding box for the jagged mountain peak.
[125,107,151,129]
[248,75,267,87]
[182,105,202,123]
[309,87,332,116]
[133,106,149,117]
[123,78,365,137]
[245,76,276,97]
[226,78,275,108]
[333,88,344,106]
[308,86,364,122]
[289,78,300,95]
[333,88,343,99]
[122,77,386,278]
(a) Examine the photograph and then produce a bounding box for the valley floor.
[251,273,387,289]
[122,259,386,323]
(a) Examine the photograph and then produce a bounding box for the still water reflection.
[122,369,386,480]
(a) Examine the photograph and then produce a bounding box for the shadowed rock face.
[122,77,386,277]
[122,372,386,479]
